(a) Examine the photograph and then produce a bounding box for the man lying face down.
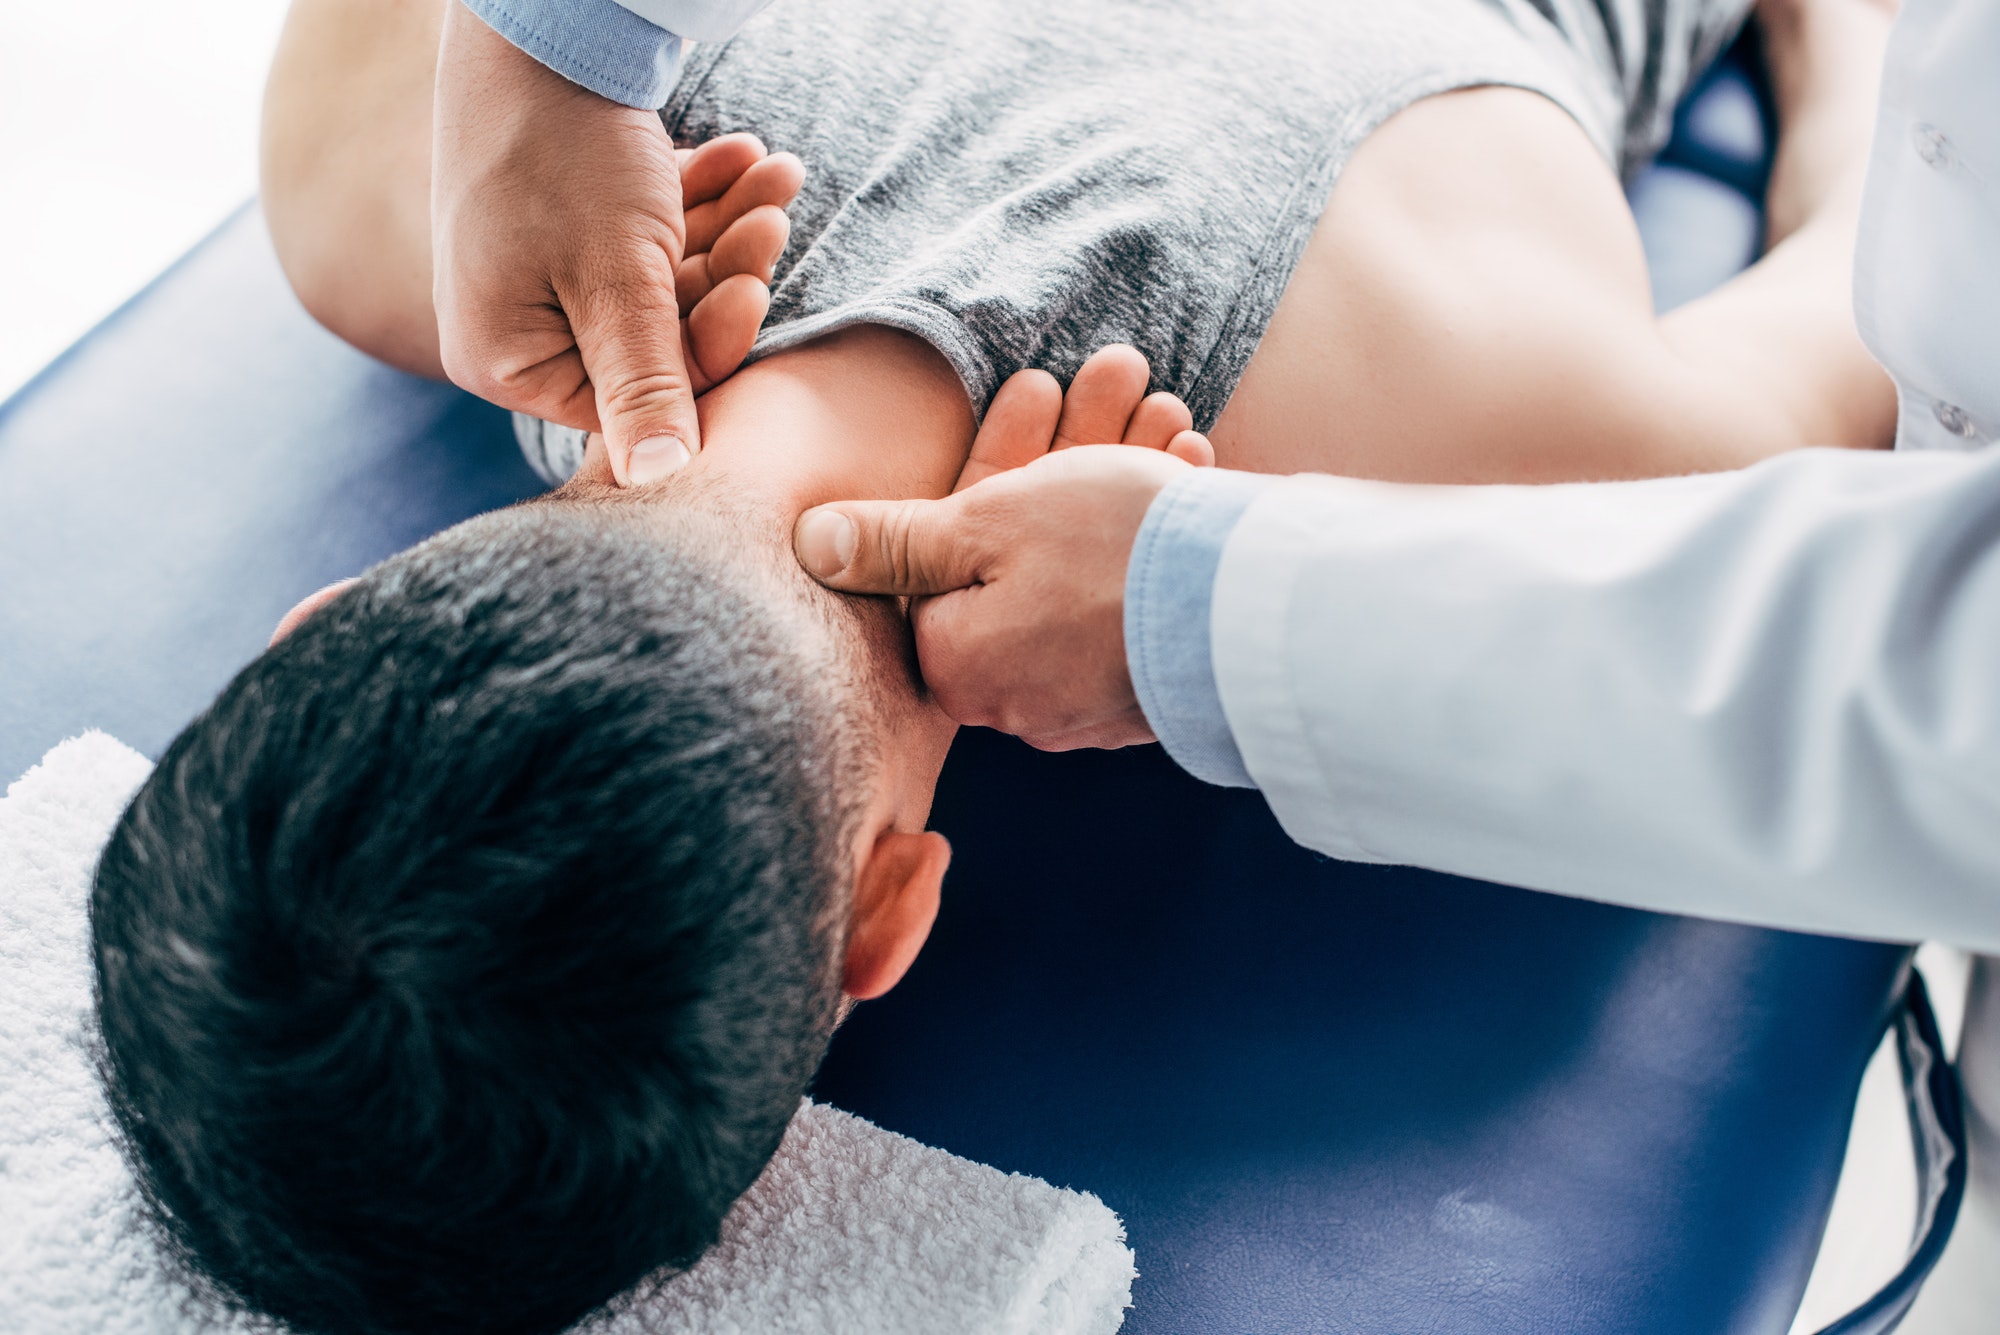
[94,315,1116,1329]
[94,0,1900,1332]
[94,324,1198,1335]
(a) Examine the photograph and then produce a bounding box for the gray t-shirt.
[516,0,1749,483]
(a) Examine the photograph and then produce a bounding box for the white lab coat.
[1210,1,2000,1260]
[1213,0,2000,950]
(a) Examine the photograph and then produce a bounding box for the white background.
[0,1,288,402]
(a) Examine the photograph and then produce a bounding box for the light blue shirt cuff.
[463,0,687,109]
[1125,468,1274,789]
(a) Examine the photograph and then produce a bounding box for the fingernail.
[796,509,857,579]
[627,434,693,485]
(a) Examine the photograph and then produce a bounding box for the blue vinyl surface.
[817,731,1906,1334]
[0,215,543,782]
[0,37,1913,1335]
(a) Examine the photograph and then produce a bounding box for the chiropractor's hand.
[432,3,802,486]
[797,442,1202,750]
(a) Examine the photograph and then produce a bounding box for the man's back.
[666,0,1748,429]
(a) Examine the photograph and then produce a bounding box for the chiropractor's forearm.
[1157,445,2000,951]
[459,0,775,107]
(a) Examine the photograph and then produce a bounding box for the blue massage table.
[0,38,1964,1335]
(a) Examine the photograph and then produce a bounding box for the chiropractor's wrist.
[460,0,687,108]
[1124,467,1275,789]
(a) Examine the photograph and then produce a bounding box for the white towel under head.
[0,733,1135,1335]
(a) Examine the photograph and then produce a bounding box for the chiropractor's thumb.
[571,265,707,489]
[794,497,985,596]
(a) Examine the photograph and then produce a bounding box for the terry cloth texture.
[0,734,1135,1335]
[516,0,1749,482]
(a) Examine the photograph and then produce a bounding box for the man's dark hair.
[91,501,861,1335]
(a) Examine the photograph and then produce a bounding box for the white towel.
[0,733,1135,1335]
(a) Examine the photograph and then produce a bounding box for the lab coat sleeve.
[1125,468,1273,788]
[1203,444,2000,952]
[461,0,775,108]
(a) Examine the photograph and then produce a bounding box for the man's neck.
[683,326,976,521]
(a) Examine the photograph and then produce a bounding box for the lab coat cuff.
[1125,469,1274,789]
[461,0,687,109]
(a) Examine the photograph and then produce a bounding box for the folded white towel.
[0,733,1135,1335]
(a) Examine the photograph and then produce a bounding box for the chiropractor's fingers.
[1051,345,1151,450]
[677,204,792,311]
[1166,428,1215,467]
[565,248,706,487]
[1121,390,1195,452]
[683,152,806,257]
[950,351,1204,495]
[708,205,792,285]
[678,132,768,205]
[602,144,798,466]
[955,369,1063,493]
[794,493,989,597]
[682,273,771,391]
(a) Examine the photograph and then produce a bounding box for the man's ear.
[843,830,950,1000]
[270,577,360,647]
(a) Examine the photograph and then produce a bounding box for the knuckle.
[433,321,488,383]
[877,505,927,590]
[993,702,1041,739]
[598,371,695,419]
[440,346,527,409]
[992,684,1086,742]
[917,637,990,727]
[932,679,997,731]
